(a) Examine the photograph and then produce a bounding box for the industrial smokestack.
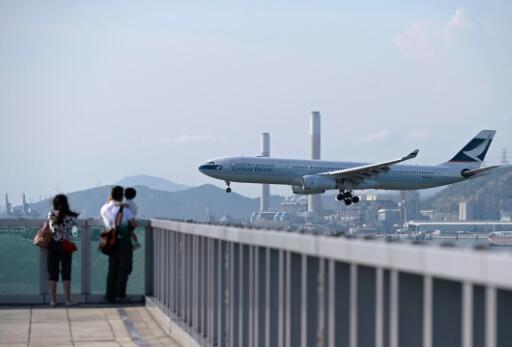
[308,111,322,214]
[310,111,321,160]
[5,194,11,214]
[260,132,270,211]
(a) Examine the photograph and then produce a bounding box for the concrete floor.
[0,306,180,347]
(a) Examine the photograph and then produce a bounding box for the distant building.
[219,214,236,225]
[281,196,308,213]
[400,191,420,220]
[501,210,512,222]
[459,201,474,221]
[378,208,401,232]
[408,221,512,234]
[419,210,433,220]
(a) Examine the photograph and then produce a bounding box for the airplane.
[198,130,499,205]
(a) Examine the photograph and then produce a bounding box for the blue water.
[0,225,145,295]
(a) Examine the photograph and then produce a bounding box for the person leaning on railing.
[47,194,79,307]
[100,186,137,304]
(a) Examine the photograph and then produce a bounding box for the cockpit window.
[208,161,215,165]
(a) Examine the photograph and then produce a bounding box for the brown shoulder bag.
[98,206,124,255]
[33,221,52,248]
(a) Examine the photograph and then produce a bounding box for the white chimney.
[308,112,322,214]
[260,132,270,211]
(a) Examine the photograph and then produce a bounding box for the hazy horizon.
[1,1,511,202]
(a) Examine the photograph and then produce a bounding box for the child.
[124,187,141,250]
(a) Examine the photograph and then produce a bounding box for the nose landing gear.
[225,181,232,193]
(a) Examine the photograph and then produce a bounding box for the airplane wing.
[461,165,501,178]
[319,149,419,183]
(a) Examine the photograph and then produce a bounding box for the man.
[100,186,137,303]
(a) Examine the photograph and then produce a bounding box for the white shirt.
[100,200,134,229]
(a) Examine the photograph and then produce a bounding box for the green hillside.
[423,166,512,219]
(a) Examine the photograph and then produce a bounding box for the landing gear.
[225,181,231,193]
[337,190,360,205]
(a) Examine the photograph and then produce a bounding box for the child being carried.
[124,187,141,250]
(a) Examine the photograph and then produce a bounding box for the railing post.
[423,275,433,347]
[249,246,255,347]
[278,250,286,347]
[301,254,308,347]
[486,287,497,347]
[462,282,473,347]
[181,233,186,318]
[264,248,271,347]
[217,240,227,347]
[162,229,167,310]
[169,230,175,313]
[81,221,91,302]
[318,259,325,347]
[349,264,358,347]
[328,260,335,347]
[168,230,173,313]
[39,248,48,298]
[375,267,384,347]
[389,270,399,347]
[144,224,154,296]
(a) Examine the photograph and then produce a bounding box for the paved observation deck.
[0,306,179,347]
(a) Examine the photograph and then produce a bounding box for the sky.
[1,0,511,204]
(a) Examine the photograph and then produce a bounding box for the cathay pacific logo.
[450,136,493,162]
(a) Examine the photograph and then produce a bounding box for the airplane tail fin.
[443,130,496,168]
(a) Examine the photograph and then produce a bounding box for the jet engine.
[291,185,325,195]
[302,175,337,190]
[460,168,474,178]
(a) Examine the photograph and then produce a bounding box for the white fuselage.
[199,156,466,191]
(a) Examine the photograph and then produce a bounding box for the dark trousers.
[106,246,133,302]
[47,241,72,281]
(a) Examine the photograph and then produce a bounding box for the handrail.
[150,219,512,289]
[0,218,150,228]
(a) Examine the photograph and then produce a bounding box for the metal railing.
[148,219,512,347]
[0,219,149,304]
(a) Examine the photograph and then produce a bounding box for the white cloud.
[394,8,476,62]
[355,129,391,144]
[393,21,437,62]
[160,134,217,144]
[444,8,476,42]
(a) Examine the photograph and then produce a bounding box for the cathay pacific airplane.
[199,130,499,205]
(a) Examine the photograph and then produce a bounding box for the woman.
[47,194,79,306]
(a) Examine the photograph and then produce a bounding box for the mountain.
[423,166,512,219]
[4,185,284,221]
[116,175,189,192]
